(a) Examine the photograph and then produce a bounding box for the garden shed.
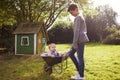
[13,22,48,55]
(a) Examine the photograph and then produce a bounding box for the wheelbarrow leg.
[44,63,52,75]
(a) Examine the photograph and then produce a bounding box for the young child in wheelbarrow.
[42,43,67,57]
[41,43,68,74]
[47,43,63,57]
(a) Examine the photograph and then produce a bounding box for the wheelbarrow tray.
[41,56,63,66]
[41,54,68,74]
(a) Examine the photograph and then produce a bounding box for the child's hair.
[68,3,78,12]
[48,43,56,49]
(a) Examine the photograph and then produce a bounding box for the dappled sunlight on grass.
[0,43,120,80]
[84,43,120,80]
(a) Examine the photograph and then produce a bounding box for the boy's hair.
[68,3,78,12]
[48,43,56,49]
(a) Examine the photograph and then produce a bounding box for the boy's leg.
[68,47,79,72]
[77,43,85,77]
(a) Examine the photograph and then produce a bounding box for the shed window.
[21,36,29,46]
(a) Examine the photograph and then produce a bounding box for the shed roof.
[13,22,44,34]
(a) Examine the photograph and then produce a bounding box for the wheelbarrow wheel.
[44,63,52,75]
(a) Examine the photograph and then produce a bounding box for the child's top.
[50,51,59,57]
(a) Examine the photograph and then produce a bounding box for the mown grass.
[0,43,120,80]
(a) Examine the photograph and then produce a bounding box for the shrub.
[103,27,120,44]
[48,22,73,43]
[0,24,16,51]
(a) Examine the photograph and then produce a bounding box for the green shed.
[13,22,48,55]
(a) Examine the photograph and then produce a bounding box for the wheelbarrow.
[41,53,68,75]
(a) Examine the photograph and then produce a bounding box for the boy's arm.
[73,16,81,49]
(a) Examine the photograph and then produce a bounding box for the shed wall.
[17,34,34,54]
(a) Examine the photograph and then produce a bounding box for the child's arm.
[48,53,55,57]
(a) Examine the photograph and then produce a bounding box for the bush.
[103,27,120,44]
[0,24,16,51]
[48,22,73,43]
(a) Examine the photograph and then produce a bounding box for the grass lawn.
[0,43,120,80]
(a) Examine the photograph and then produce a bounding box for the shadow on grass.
[19,70,57,80]
[0,53,59,80]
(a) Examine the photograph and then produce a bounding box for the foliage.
[0,0,89,29]
[103,26,120,44]
[48,22,73,43]
[0,43,120,80]
[94,5,117,41]
[0,0,67,29]
[0,9,16,26]
[0,24,16,50]
[86,5,117,42]
[85,15,100,42]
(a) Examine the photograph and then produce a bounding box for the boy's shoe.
[71,73,84,80]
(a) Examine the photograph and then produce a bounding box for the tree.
[93,5,117,42]
[0,0,89,29]
[86,15,100,42]
[86,5,118,42]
